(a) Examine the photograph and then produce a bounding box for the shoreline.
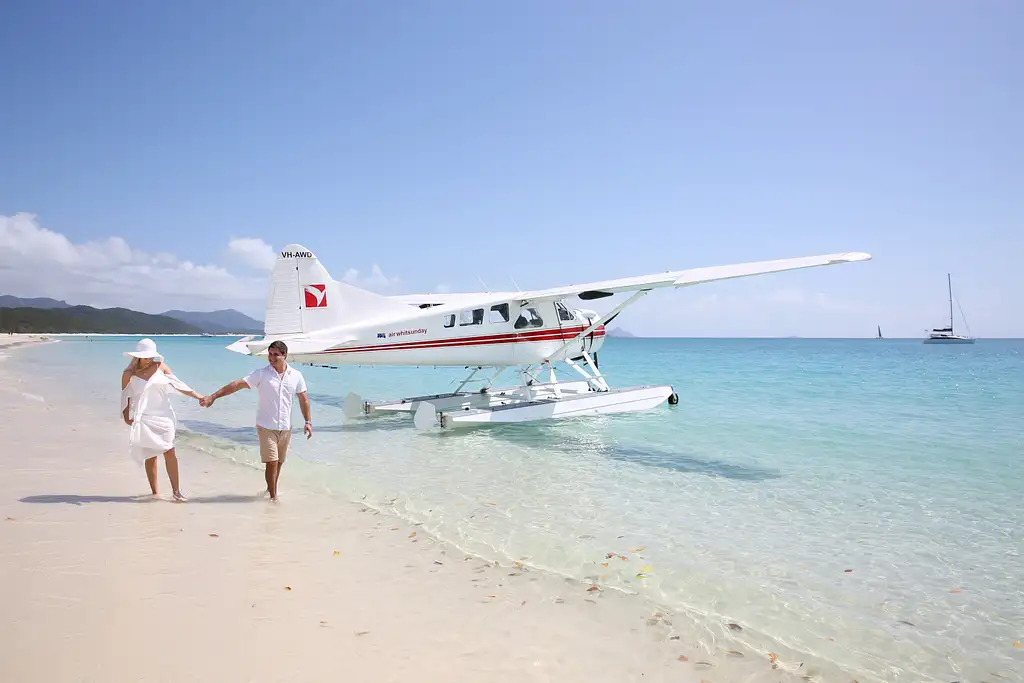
[0,341,807,683]
[0,333,57,347]
[0,334,60,360]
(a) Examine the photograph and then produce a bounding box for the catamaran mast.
[947,273,954,332]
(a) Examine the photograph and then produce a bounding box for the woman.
[120,338,204,501]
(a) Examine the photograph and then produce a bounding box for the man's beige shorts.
[257,425,292,464]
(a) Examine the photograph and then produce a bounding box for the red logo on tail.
[304,284,327,308]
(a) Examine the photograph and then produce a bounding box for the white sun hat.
[123,338,163,361]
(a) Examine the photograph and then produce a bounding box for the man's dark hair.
[268,340,288,356]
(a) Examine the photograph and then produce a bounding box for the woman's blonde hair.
[124,353,161,373]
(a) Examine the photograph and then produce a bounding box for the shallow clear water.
[14,335,1024,682]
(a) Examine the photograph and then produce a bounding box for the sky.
[1,0,1021,337]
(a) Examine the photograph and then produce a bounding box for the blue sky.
[1,1,1021,337]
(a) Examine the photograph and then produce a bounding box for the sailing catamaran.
[923,273,974,344]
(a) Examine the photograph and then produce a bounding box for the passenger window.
[514,307,544,329]
[443,313,455,328]
[489,303,510,324]
[460,308,484,326]
[555,303,575,321]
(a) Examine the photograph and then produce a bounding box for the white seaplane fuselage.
[283,299,606,368]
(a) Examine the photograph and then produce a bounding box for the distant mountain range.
[0,295,264,334]
[0,295,73,309]
[0,305,205,334]
[159,309,263,334]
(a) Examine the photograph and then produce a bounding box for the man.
[201,340,312,501]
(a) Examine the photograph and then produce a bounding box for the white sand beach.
[0,333,54,349]
[0,341,795,683]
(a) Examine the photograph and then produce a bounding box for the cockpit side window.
[555,302,575,321]
[443,313,456,328]
[514,306,544,329]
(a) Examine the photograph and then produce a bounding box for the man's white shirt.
[244,364,308,430]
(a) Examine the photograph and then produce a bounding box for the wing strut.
[542,288,651,362]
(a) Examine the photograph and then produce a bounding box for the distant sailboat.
[923,273,975,344]
[876,325,883,339]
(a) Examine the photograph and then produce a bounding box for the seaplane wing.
[520,250,871,301]
[394,251,872,311]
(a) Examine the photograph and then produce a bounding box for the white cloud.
[341,263,401,291]
[0,213,267,316]
[434,284,452,293]
[0,213,135,269]
[227,237,276,270]
[0,213,407,318]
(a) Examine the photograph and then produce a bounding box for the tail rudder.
[264,244,411,337]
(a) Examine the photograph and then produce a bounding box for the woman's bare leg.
[164,449,184,500]
[144,457,158,494]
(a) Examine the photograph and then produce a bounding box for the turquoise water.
[13,336,1024,682]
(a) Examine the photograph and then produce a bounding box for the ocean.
[12,335,1024,682]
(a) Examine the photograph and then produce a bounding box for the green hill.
[0,306,204,334]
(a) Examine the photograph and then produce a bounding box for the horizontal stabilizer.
[225,335,350,358]
[226,336,256,355]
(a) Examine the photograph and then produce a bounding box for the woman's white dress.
[120,370,194,463]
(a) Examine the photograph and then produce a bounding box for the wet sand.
[0,341,793,682]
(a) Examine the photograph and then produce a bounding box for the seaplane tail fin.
[263,244,412,338]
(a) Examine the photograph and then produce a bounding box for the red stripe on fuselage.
[322,325,605,355]
[327,325,590,352]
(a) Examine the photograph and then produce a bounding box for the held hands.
[199,395,215,408]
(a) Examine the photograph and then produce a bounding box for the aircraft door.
[512,303,545,364]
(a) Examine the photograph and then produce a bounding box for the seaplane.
[226,244,871,429]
